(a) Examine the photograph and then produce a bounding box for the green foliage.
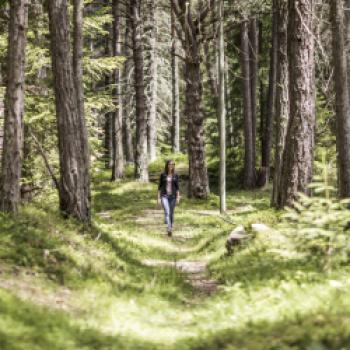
[84,13,112,38]
[281,195,350,269]
[83,56,124,84]
[280,153,350,269]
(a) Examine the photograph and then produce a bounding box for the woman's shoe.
[167,229,172,237]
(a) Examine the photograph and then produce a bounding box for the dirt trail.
[138,209,219,295]
[143,259,218,295]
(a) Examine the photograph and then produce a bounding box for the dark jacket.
[158,172,179,196]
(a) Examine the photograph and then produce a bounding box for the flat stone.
[251,223,270,232]
[229,225,246,237]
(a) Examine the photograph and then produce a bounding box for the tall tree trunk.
[218,0,226,212]
[0,0,28,213]
[261,1,278,185]
[225,54,233,148]
[241,20,255,188]
[171,6,180,153]
[249,18,258,174]
[146,0,158,161]
[331,0,350,197]
[123,19,134,163]
[0,100,3,165]
[259,20,265,165]
[345,0,350,96]
[111,0,124,180]
[104,22,113,169]
[73,0,91,218]
[48,0,90,222]
[271,0,289,207]
[0,52,3,165]
[171,0,211,198]
[130,0,148,181]
[277,0,316,208]
[185,61,210,198]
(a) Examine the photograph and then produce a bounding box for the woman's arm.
[175,175,180,203]
[176,190,180,204]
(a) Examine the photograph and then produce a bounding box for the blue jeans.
[161,195,176,231]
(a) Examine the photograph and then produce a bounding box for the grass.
[1,161,350,349]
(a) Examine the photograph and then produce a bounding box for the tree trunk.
[271,0,289,207]
[218,0,226,213]
[48,0,90,222]
[261,1,278,185]
[171,0,210,198]
[225,54,233,148]
[259,20,265,166]
[171,6,180,153]
[331,0,350,197]
[146,0,158,162]
[185,61,210,198]
[130,0,148,181]
[241,20,255,188]
[123,19,134,164]
[111,0,124,180]
[0,0,28,213]
[104,22,113,169]
[73,0,91,218]
[249,18,258,174]
[345,0,350,96]
[277,0,316,208]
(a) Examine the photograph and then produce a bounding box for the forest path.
[135,207,219,295]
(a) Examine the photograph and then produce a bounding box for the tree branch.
[30,131,60,190]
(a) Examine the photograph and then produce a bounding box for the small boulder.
[226,225,247,254]
[251,223,270,232]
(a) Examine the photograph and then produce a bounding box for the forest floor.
[1,158,350,350]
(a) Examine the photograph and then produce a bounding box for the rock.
[226,225,247,254]
[251,223,270,232]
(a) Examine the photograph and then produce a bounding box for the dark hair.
[164,159,175,175]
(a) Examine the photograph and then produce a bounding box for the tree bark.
[130,0,148,181]
[261,1,278,185]
[218,0,226,213]
[111,0,124,180]
[241,20,255,188]
[0,0,28,213]
[225,54,233,148]
[249,18,258,174]
[104,20,113,169]
[73,0,91,217]
[48,0,91,222]
[146,0,158,162]
[171,5,180,153]
[277,0,316,208]
[171,0,211,198]
[259,20,265,165]
[185,61,210,198]
[331,0,350,197]
[345,0,350,97]
[271,0,289,207]
[123,18,134,164]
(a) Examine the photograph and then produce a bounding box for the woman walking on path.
[157,160,180,236]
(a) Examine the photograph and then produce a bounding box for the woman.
[157,160,180,236]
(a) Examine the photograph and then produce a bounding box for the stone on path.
[226,225,248,254]
[251,223,270,232]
